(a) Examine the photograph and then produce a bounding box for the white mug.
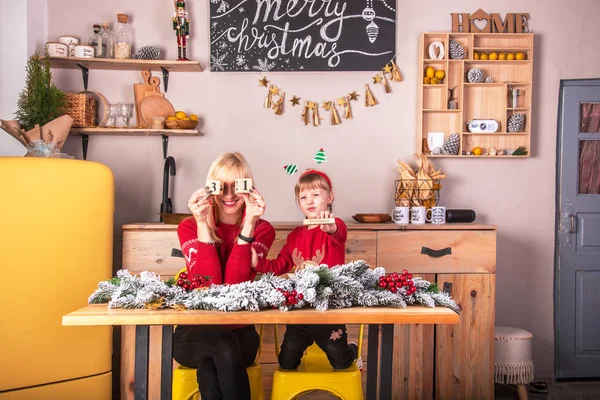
[74,45,94,58]
[391,206,409,224]
[427,206,446,224]
[410,206,426,224]
[59,36,80,57]
[45,42,68,57]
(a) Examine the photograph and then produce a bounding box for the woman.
[173,152,275,400]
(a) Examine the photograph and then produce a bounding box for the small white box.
[235,178,252,194]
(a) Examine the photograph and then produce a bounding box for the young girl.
[174,152,275,400]
[253,169,358,371]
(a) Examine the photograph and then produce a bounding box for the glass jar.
[114,13,133,59]
[98,23,114,58]
[88,24,101,57]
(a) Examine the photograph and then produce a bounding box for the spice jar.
[98,23,114,58]
[114,13,133,59]
[88,24,101,57]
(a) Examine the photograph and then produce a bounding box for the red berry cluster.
[177,272,211,291]
[276,288,304,305]
[378,269,417,295]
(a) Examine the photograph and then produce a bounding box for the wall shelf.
[70,128,202,136]
[417,32,534,158]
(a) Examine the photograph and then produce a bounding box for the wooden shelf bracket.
[76,64,89,91]
[162,134,169,159]
[160,66,169,92]
[81,134,89,160]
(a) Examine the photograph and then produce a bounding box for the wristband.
[238,233,255,243]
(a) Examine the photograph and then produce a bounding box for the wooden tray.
[352,213,391,223]
[160,213,192,225]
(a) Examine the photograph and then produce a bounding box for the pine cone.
[449,40,465,60]
[508,113,526,132]
[133,46,161,60]
[467,68,484,83]
[442,133,460,155]
[485,76,495,83]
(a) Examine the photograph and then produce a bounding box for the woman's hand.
[319,211,337,234]
[241,187,266,223]
[187,187,213,224]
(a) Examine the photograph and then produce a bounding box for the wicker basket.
[65,92,96,127]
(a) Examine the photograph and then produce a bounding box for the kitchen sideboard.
[120,222,496,400]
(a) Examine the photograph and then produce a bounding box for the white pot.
[74,45,94,58]
[59,35,80,57]
[46,42,68,58]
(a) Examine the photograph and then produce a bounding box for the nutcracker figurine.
[173,1,190,60]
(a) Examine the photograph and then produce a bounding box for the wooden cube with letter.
[121,222,496,399]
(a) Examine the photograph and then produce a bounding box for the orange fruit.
[472,147,483,156]
[507,53,515,60]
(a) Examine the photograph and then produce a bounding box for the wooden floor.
[495,381,600,400]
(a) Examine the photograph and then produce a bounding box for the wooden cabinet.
[121,222,496,399]
[418,32,534,157]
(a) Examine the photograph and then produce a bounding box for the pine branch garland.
[88,261,460,313]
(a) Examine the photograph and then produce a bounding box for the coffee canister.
[45,42,68,57]
[74,45,94,58]
[59,36,80,57]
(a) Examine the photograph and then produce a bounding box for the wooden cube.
[302,218,335,226]
[206,180,221,195]
[235,178,253,194]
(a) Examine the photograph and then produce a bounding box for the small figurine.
[172,1,190,60]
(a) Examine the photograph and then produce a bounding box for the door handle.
[569,215,576,234]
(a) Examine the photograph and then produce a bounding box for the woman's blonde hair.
[206,152,254,241]
[294,170,333,211]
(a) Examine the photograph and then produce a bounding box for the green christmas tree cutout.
[314,148,327,164]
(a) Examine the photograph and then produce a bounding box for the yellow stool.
[171,325,264,400]
[271,325,364,400]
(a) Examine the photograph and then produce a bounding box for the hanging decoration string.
[258,53,403,127]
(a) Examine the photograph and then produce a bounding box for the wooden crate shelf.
[417,32,534,157]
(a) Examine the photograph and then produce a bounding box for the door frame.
[554,78,600,378]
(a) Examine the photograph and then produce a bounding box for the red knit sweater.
[255,218,347,275]
[178,217,276,284]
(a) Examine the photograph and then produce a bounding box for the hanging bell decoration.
[365,84,378,107]
[337,96,353,119]
[366,21,379,43]
[272,91,285,115]
[390,60,403,82]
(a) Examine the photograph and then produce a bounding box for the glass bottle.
[98,23,114,58]
[88,24,101,57]
[114,13,133,59]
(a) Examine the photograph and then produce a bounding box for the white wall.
[0,0,47,156]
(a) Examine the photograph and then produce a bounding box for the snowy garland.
[88,261,460,313]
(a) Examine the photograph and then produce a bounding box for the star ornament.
[290,95,301,106]
[308,101,317,109]
[322,101,333,110]
[269,85,280,96]
[337,97,348,106]
[383,64,393,73]
[349,91,360,101]
[373,74,383,84]
[258,76,270,87]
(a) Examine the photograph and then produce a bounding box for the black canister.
[446,209,476,223]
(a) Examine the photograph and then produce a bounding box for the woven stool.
[494,326,535,400]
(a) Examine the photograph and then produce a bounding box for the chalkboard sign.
[209,0,397,72]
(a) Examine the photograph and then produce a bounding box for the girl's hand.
[241,187,266,223]
[187,187,213,224]
[319,211,337,234]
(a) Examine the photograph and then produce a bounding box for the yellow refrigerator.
[0,157,113,400]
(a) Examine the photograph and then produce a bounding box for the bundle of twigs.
[395,154,446,208]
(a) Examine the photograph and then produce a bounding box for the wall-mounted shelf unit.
[418,33,534,158]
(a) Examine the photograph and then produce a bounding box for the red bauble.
[297,293,304,300]
[287,295,295,304]
[379,276,386,282]
[177,279,185,286]
[379,282,387,288]
[183,283,190,290]
[180,272,188,280]
[402,269,409,275]
[386,276,393,282]
[291,290,297,296]
[389,286,397,293]
[408,281,415,287]
[407,274,413,280]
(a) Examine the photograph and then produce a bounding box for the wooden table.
[64,304,458,400]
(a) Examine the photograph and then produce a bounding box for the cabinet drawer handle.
[421,246,452,257]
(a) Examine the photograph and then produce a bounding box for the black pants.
[278,324,356,370]
[173,325,259,400]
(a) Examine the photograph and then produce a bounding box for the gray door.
[556,79,600,378]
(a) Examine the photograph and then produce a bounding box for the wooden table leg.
[161,325,173,400]
[379,324,394,400]
[366,324,380,399]
[134,325,150,400]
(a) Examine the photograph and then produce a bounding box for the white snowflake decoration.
[216,0,230,13]
[236,55,246,66]
[211,51,229,71]
[239,7,245,13]
[219,42,228,50]
[211,21,218,29]
[253,58,276,72]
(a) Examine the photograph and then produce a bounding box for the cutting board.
[140,96,176,128]
[134,70,164,128]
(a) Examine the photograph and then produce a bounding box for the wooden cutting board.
[140,96,176,128]
[134,70,164,128]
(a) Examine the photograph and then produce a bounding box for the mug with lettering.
[45,42,68,58]
[410,206,426,224]
[426,206,446,224]
[74,44,94,58]
[391,206,409,224]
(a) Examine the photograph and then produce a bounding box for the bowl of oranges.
[166,111,199,129]
[423,66,446,84]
